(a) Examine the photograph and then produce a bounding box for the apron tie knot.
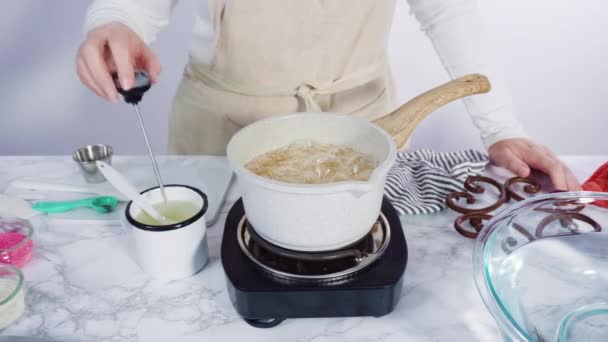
[295,84,322,112]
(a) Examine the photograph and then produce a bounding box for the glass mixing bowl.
[0,264,25,330]
[473,191,608,342]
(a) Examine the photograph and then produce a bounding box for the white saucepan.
[226,74,491,251]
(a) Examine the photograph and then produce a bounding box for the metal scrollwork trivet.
[505,177,541,201]
[446,176,601,239]
[446,176,508,215]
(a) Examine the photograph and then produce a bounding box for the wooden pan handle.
[372,74,491,149]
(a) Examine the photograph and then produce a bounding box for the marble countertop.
[0,155,605,342]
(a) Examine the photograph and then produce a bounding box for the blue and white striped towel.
[384,149,489,215]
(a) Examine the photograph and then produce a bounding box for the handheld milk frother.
[113,70,167,203]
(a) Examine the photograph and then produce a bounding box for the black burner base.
[243,318,284,329]
[221,197,408,327]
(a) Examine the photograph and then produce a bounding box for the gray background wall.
[1,0,606,156]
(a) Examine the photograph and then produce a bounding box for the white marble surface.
[0,155,605,342]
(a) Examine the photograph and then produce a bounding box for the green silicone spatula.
[32,196,118,214]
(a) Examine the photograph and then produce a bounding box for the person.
[77,0,581,191]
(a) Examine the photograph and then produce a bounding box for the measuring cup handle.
[32,199,91,213]
[95,161,170,223]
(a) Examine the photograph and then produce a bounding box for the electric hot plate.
[221,197,408,328]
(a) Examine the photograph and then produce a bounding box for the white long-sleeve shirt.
[83,0,527,149]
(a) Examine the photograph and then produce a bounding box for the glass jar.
[0,218,34,268]
[0,264,25,330]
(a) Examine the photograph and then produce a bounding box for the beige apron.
[168,0,398,155]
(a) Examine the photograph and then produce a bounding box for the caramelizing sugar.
[245,141,376,184]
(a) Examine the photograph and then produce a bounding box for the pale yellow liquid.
[245,140,376,184]
[135,200,200,226]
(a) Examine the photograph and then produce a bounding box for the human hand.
[488,138,581,191]
[76,22,161,102]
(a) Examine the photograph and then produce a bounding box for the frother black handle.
[112,70,151,104]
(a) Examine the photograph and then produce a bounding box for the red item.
[0,232,34,268]
[582,161,608,208]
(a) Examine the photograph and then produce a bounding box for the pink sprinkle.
[0,233,34,268]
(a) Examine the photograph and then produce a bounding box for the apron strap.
[295,84,321,112]
[186,60,387,112]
